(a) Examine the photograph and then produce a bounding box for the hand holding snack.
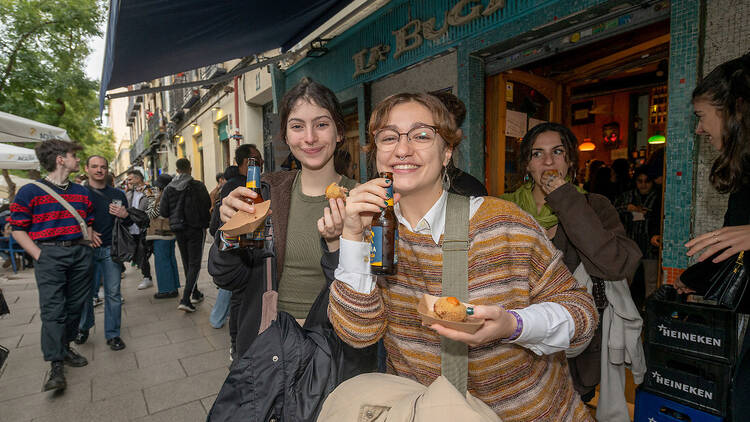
[325,182,348,201]
[540,169,565,195]
[431,304,518,347]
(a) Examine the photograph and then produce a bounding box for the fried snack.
[542,169,560,179]
[325,182,348,200]
[433,296,467,322]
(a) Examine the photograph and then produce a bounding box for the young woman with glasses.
[326,93,598,421]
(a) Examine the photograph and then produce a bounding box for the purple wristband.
[503,310,523,341]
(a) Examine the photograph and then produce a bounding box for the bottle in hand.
[219,157,265,251]
[370,172,397,275]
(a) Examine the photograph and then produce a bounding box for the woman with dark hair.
[324,94,597,420]
[611,158,633,197]
[590,166,617,202]
[147,173,180,299]
[501,122,641,411]
[210,78,372,361]
[674,53,750,420]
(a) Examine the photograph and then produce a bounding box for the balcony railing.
[147,108,167,145]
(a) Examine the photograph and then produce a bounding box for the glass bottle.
[370,172,398,275]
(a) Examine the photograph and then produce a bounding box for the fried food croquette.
[433,296,467,322]
[542,169,560,178]
[325,182,348,200]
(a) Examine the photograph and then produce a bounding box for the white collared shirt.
[335,190,576,355]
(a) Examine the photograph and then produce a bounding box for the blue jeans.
[79,246,122,339]
[210,288,232,328]
[153,239,180,293]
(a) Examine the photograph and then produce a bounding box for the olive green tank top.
[277,173,357,319]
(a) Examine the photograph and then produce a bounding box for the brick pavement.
[0,238,230,422]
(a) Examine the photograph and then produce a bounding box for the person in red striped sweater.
[326,93,598,421]
[10,138,95,392]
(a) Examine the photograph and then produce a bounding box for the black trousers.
[133,233,152,279]
[34,244,93,361]
[175,228,205,304]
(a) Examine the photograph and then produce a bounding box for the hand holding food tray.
[417,294,484,334]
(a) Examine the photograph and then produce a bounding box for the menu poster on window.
[528,118,547,131]
[505,110,527,138]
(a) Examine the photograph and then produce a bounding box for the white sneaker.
[97,288,104,299]
[137,278,153,290]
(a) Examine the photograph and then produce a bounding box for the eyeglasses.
[373,125,438,151]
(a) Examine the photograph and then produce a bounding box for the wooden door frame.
[485,70,563,196]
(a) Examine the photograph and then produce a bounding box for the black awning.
[100,0,352,107]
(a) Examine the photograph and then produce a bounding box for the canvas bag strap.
[31,181,90,241]
[441,192,470,395]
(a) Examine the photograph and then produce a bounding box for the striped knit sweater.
[329,197,597,421]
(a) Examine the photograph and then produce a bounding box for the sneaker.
[154,291,179,299]
[98,288,104,299]
[93,297,103,307]
[190,290,204,304]
[63,345,88,367]
[106,336,126,351]
[137,278,153,290]
[73,329,89,345]
[43,361,66,391]
[178,301,196,313]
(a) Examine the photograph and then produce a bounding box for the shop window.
[217,119,230,171]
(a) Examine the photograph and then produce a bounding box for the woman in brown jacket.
[502,122,641,403]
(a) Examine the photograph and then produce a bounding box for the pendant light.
[579,138,596,151]
[648,134,666,144]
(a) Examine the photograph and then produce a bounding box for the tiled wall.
[692,0,750,245]
[664,0,750,284]
[660,0,701,284]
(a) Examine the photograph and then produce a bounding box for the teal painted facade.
[281,0,703,271]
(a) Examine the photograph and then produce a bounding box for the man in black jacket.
[208,144,262,359]
[160,158,211,312]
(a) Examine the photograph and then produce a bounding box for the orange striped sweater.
[329,197,597,421]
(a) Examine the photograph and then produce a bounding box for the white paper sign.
[505,110,527,138]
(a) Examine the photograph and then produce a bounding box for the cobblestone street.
[0,239,228,422]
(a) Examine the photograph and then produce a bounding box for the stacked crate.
[636,297,745,421]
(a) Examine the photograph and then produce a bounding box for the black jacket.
[207,175,377,421]
[160,175,211,231]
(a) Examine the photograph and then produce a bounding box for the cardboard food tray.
[417,294,484,334]
[219,200,271,237]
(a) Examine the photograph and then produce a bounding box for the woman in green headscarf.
[501,122,641,404]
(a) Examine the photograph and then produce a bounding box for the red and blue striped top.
[9,180,94,241]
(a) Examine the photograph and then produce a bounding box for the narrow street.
[0,238,228,422]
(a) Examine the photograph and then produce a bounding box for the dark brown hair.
[518,122,579,183]
[278,77,345,142]
[692,53,750,193]
[34,138,83,172]
[366,92,462,154]
[431,91,466,127]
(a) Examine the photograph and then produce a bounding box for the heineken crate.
[635,388,723,422]
[646,298,740,364]
[643,345,732,417]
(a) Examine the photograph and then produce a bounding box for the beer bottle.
[219,157,265,251]
[370,172,398,275]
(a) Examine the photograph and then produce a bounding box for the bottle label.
[394,230,398,265]
[246,166,261,189]
[385,183,394,207]
[370,227,383,267]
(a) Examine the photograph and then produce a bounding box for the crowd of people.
[0,52,747,421]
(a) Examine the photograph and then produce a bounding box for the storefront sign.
[352,0,506,78]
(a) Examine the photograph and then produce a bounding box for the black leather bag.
[703,251,749,312]
[111,218,135,264]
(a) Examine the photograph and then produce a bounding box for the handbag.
[703,251,749,311]
[111,218,135,264]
